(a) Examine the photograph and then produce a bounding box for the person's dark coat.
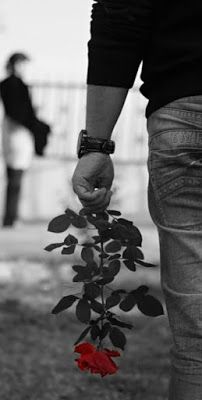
[0,75,50,156]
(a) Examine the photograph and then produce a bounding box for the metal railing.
[0,81,148,163]
[30,81,149,164]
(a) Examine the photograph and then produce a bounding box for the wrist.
[77,130,115,159]
[85,126,112,141]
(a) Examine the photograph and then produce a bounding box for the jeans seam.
[149,128,202,143]
[161,107,202,118]
[160,185,202,200]
[148,155,168,225]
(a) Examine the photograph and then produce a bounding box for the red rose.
[74,342,120,377]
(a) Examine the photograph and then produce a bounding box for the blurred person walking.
[0,52,50,227]
[72,1,202,399]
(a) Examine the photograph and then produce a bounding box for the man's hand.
[72,152,114,212]
[72,84,128,212]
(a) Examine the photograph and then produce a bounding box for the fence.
[0,81,152,224]
[28,81,148,162]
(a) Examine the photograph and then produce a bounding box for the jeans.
[3,167,24,226]
[147,96,202,400]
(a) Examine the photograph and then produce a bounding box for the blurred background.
[0,0,151,224]
[0,2,170,400]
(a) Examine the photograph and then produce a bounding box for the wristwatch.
[77,130,115,159]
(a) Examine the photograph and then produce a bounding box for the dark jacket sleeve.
[0,76,37,131]
[87,0,152,88]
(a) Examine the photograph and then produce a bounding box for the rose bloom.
[74,342,120,377]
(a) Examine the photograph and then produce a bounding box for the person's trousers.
[3,166,24,226]
[147,96,202,400]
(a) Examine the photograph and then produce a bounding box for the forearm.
[86,84,128,140]
[86,0,152,140]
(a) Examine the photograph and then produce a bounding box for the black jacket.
[0,75,50,155]
[87,0,202,117]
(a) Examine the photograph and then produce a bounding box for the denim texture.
[147,96,202,400]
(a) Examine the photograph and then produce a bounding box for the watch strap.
[77,130,115,158]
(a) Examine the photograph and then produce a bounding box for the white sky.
[0,0,92,82]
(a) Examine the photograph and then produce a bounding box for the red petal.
[75,348,119,377]
[93,351,118,375]
[104,349,120,357]
[75,353,97,372]
[74,342,95,354]
[75,358,89,371]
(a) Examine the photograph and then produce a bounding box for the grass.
[0,296,172,400]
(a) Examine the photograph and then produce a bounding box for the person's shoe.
[2,221,15,228]
[1,219,22,229]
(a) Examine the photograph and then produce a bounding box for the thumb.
[76,185,107,202]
